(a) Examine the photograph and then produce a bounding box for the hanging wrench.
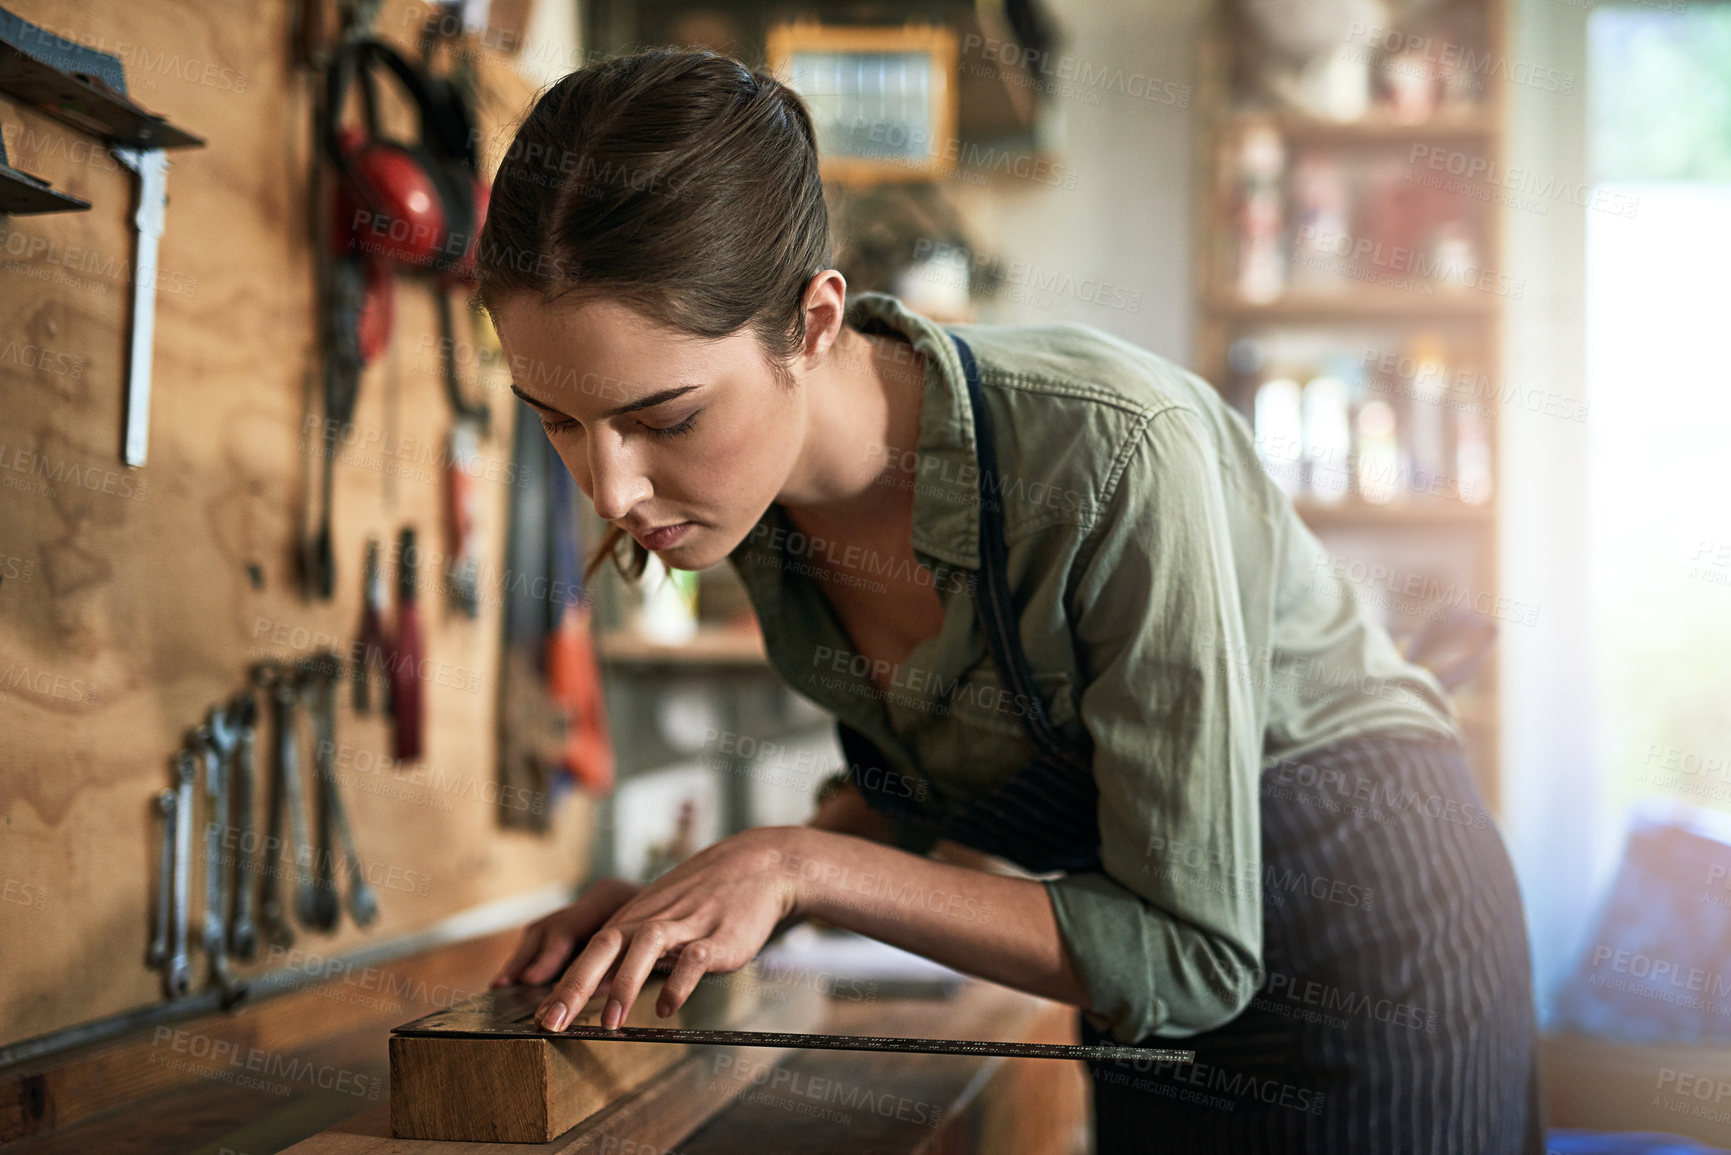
[199,714,247,1008]
[148,788,175,974]
[309,651,379,927]
[266,665,318,930]
[252,664,295,950]
[167,747,195,998]
[228,690,260,960]
[297,655,341,929]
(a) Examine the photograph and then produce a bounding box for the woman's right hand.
[491,877,643,989]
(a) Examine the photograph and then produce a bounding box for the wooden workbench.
[0,930,1091,1154]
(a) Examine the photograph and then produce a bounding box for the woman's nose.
[584,438,652,522]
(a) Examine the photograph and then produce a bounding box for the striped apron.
[836,332,1547,1154]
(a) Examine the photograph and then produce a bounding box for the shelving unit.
[1192,0,1510,810]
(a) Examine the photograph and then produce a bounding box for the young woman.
[479,47,1544,1154]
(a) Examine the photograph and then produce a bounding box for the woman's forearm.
[773,825,1091,1010]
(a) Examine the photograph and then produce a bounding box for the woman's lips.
[636,521,694,550]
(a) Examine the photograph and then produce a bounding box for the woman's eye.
[642,411,699,440]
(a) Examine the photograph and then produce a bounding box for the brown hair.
[474,47,831,585]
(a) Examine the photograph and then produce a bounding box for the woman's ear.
[797,268,848,367]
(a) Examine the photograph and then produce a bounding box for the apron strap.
[949,332,1089,774]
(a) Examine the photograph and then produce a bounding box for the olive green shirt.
[727,291,1463,1045]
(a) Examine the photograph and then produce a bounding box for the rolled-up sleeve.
[1043,405,1266,1045]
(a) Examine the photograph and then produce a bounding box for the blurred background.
[2,0,1729,1146]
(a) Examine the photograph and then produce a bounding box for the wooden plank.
[388,979,696,1142]
[285,981,829,1154]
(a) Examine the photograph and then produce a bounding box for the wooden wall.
[0,0,594,1047]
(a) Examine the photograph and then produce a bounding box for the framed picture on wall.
[766,20,959,185]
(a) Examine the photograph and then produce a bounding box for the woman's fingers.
[603,921,687,1029]
[491,921,547,988]
[518,924,583,986]
[537,926,625,1031]
[655,938,715,1018]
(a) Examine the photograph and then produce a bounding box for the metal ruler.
[392,986,1194,1065]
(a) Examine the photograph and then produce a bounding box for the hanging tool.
[306,249,370,600]
[546,463,614,799]
[353,537,390,713]
[297,655,342,931]
[228,689,260,961]
[166,746,195,998]
[198,710,248,1007]
[252,664,297,950]
[497,400,561,830]
[445,416,483,617]
[307,649,380,927]
[391,526,425,762]
[111,144,168,467]
[0,9,203,461]
[306,30,488,599]
[148,788,176,985]
[257,662,318,931]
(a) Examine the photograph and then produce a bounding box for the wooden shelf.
[1227,106,1498,144]
[1196,0,1511,809]
[1293,497,1495,528]
[596,624,767,667]
[1206,291,1499,322]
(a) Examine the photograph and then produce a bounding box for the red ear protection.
[323,38,485,279]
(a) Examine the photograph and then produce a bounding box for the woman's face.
[490,295,808,571]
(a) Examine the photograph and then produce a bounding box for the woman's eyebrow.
[508,382,701,419]
[599,384,701,418]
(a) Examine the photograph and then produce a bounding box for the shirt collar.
[841,291,981,572]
